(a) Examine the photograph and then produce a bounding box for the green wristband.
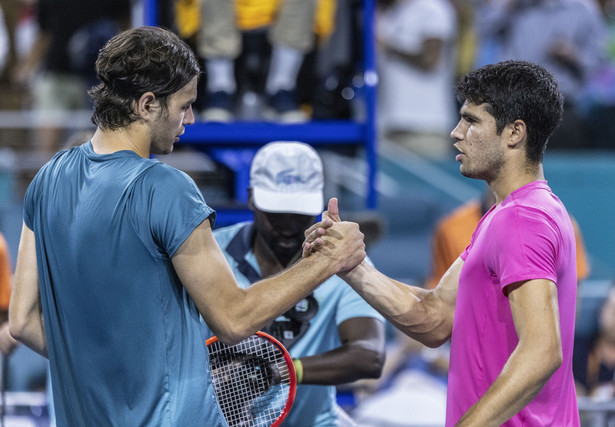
[292,358,303,384]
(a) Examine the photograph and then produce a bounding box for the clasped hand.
[302,198,366,273]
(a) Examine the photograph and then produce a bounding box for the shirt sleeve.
[23,164,47,230]
[23,183,35,230]
[487,206,559,293]
[143,164,216,258]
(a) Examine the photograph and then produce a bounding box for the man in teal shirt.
[9,27,366,426]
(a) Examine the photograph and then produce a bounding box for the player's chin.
[152,144,174,156]
[459,164,474,179]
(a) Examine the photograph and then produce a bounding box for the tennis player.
[213,141,386,426]
[306,60,580,426]
[9,26,365,426]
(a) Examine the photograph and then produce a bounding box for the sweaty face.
[253,210,316,266]
[150,77,198,155]
[450,101,506,182]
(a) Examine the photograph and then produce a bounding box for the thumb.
[325,197,341,222]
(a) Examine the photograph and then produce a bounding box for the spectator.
[213,141,386,426]
[376,0,458,160]
[11,0,130,155]
[197,0,335,123]
[579,0,615,149]
[476,0,608,150]
[579,285,615,398]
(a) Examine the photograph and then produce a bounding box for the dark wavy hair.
[89,26,201,130]
[455,60,563,165]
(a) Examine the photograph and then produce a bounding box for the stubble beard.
[460,151,505,183]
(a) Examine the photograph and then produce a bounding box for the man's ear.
[136,92,159,120]
[507,119,527,148]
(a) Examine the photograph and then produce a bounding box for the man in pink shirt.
[448,179,578,425]
[305,60,579,425]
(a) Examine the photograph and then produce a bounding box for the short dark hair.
[455,60,563,164]
[89,26,201,130]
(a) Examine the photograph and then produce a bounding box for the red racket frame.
[206,331,297,427]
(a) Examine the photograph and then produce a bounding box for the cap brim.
[253,187,324,216]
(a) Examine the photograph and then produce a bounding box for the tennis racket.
[206,331,297,427]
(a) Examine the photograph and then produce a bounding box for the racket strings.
[209,336,292,427]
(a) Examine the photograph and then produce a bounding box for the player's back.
[24,142,224,426]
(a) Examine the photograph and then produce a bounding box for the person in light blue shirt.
[213,141,386,426]
[9,27,367,426]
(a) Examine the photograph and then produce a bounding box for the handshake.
[301,197,367,275]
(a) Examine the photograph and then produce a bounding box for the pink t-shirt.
[446,181,579,426]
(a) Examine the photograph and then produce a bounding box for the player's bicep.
[433,256,462,313]
[507,279,562,358]
[11,223,39,318]
[171,220,245,331]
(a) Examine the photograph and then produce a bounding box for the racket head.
[206,331,296,427]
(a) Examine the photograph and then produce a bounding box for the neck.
[490,163,544,204]
[91,125,150,158]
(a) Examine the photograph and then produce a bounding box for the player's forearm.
[9,303,47,358]
[213,251,343,345]
[9,224,48,357]
[456,339,561,426]
[0,322,20,355]
[339,262,452,348]
[9,281,47,357]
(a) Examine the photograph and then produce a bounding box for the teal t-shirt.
[24,142,226,426]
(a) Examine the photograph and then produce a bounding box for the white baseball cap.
[250,141,324,216]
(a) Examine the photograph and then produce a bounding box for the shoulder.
[140,162,202,197]
[26,149,73,195]
[134,162,213,229]
[489,203,556,233]
[145,161,193,184]
[34,148,72,174]
[486,203,566,256]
